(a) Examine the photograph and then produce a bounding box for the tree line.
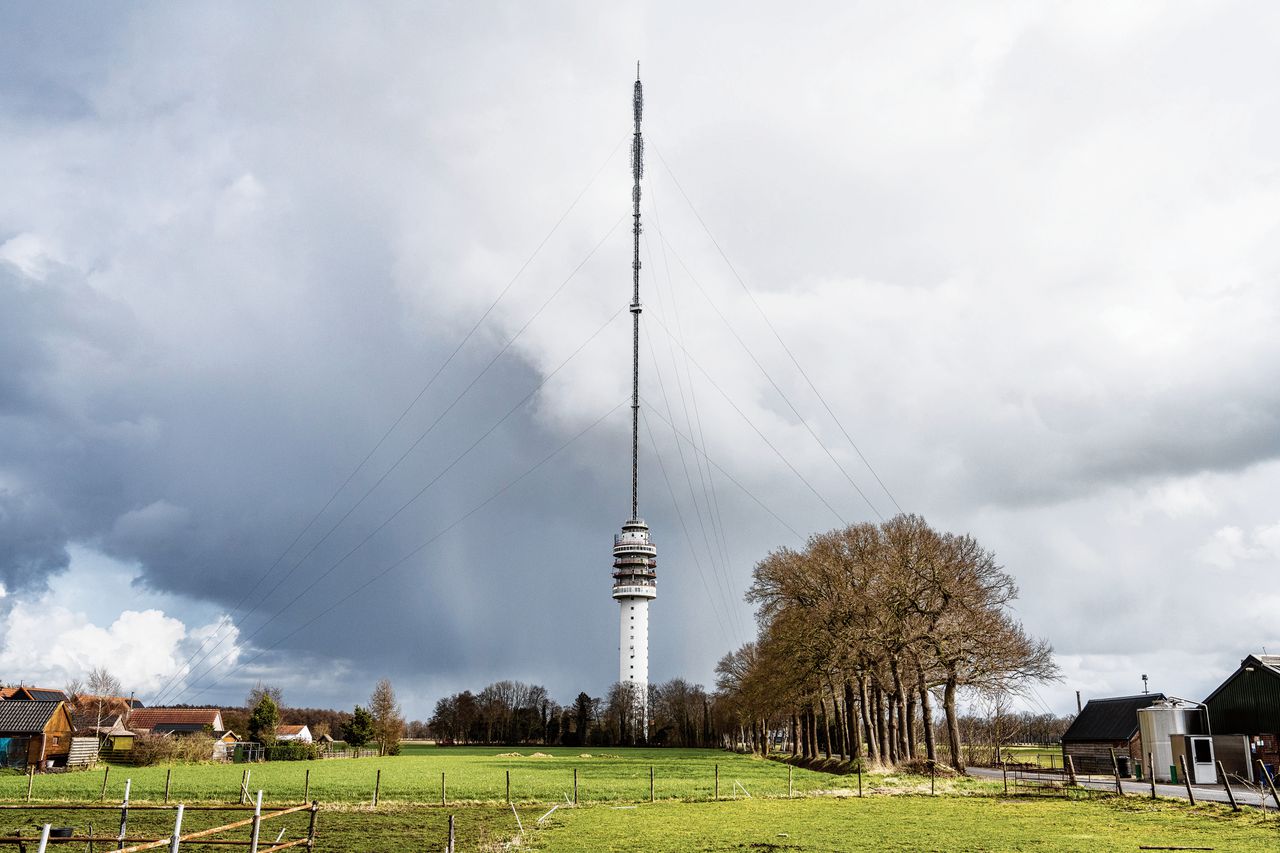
[427,678,721,748]
[716,515,1059,770]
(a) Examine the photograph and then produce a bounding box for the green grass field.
[0,747,840,805]
[3,748,1276,851]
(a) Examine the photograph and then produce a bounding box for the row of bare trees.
[716,515,1058,770]
[426,678,721,747]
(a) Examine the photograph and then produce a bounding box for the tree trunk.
[905,692,917,759]
[791,712,800,758]
[875,687,889,764]
[859,676,879,765]
[824,691,834,758]
[844,679,862,764]
[917,665,937,762]
[943,673,963,771]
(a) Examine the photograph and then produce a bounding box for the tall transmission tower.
[611,64,657,740]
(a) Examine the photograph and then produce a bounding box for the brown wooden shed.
[0,700,75,771]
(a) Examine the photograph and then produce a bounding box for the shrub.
[263,742,320,761]
[130,734,217,766]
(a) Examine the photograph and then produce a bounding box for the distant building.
[127,707,225,735]
[276,724,313,743]
[1,686,69,703]
[1204,654,1280,779]
[1061,693,1166,774]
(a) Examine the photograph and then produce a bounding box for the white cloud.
[0,233,59,280]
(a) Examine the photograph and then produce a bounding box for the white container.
[1138,702,1198,782]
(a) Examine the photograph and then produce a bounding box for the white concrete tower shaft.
[611,67,656,739]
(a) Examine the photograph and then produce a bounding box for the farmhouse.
[276,724,313,743]
[1061,693,1165,774]
[127,707,225,735]
[1204,654,1280,778]
[0,700,75,771]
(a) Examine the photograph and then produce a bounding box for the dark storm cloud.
[4,2,1280,715]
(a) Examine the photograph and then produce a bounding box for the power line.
[165,305,628,705]
[640,410,735,646]
[651,140,905,517]
[648,218,885,522]
[646,192,740,629]
[642,233,746,640]
[640,399,803,542]
[645,312,847,527]
[148,136,628,707]
[180,396,631,703]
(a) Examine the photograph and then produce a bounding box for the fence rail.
[0,794,319,853]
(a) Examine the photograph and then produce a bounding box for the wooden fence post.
[788,765,793,798]
[505,770,510,804]
[165,768,172,804]
[1065,755,1077,787]
[447,814,455,853]
[1216,761,1237,811]
[1109,748,1123,795]
[373,769,382,807]
[441,771,446,806]
[306,800,319,852]
[169,802,184,853]
[857,763,862,798]
[118,778,132,847]
[1002,760,1008,795]
[1178,755,1195,805]
[650,765,655,803]
[1259,760,1280,810]
[249,790,263,853]
[714,764,719,801]
[304,768,310,803]
[101,765,111,801]
[26,766,33,802]
[573,768,578,805]
[240,769,250,804]
[1148,753,1156,799]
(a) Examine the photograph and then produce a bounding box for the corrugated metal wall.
[1206,668,1280,734]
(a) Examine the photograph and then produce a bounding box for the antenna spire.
[629,66,644,519]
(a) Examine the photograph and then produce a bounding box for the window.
[1193,738,1212,764]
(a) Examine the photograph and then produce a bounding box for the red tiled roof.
[128,708,222,729]
[276,725,307,735]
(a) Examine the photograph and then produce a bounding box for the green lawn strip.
[526,796,1279,852]
[0,748,841,805]
[0,802,531,852]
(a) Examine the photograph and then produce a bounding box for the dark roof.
[0,700,64,733]
[0,686,68,702]
[1061,694,1166,742]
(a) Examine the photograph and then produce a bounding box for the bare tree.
[87,666,123,732]
[369,678,404,756]
[246,682,284,711]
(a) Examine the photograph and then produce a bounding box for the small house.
[275,724,313,744]
[0,700,75,771]
[1061,693,1166,774]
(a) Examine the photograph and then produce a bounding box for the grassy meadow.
[3,748,1277,851]
[0,746,839,805]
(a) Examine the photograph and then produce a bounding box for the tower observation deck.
[611,66,655,732]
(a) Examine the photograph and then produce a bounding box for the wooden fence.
[0,790,319,852]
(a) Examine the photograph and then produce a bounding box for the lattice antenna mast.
[630,64,644,519]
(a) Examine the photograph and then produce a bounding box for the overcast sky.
[3,2,1279,719]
